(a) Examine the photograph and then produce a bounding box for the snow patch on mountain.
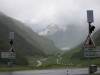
[60,47,71,51]
[39,24,67,36]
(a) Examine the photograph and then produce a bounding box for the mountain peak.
[39,24,66,36]
[0,11,5,15]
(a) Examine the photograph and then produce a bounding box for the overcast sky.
[0,0,100,32]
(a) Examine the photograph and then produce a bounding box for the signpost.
[9,32,15,71]
[1,52,15,59]
[8,52,16,59]
[1,31,16,71]
[87,10,94,23]
[1,52,9,58]
[85,10,97,75]
[84,45,96,57]
[84,34,96,57]
[84,35,95,45]
[84,34,100,74]
[9,32,14,40]
[85,10,100,57]
[84,45,100,58]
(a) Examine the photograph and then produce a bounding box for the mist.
[0,0,100,32]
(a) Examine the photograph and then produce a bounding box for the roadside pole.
[1,32,15,72]
[8,32,15,71]
[86,10,95,75]
[88,22,92,75]
[87,10,93,75]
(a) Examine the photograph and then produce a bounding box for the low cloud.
[0,0,100,32]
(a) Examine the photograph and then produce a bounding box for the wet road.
[0,68,100,75]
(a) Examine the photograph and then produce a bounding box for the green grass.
[27,51,100,68]
[42,56,58,66]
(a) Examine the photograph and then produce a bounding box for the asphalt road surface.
[0,68,100,75]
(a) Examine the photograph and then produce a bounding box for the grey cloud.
[0,0,100,32]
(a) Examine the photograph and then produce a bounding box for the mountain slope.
[61,29,100,66]
[0,12,46,65]
[39,24,87,48]
[0,12,60,65]
[0,12,60,55]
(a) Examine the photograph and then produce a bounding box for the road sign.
[1,52,9,58]
[8,52,16,59]
[84,45,96,57]
[84,46,100,57]
[1,52,15,59]
[10,47,15,52]
[84,34,95,45]
[87,10,94,23]
[9,32,14,40]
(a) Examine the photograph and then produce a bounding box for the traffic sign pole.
[86,10,96,75]
[0,32,15,71]
[89,22,91,34]
[8,32,15,71]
